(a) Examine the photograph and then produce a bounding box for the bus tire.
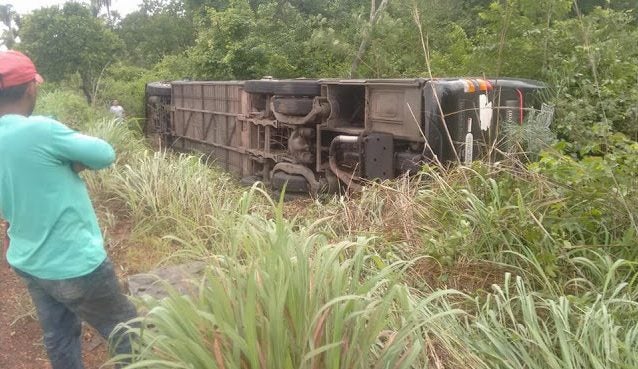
[273,97,314,116]
[146,82,171,97]
[244,80,277,94]
[244,80,320,96]
[271,171,309,193]
[273,80,321,96]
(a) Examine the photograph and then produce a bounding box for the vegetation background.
[1,0,637,368]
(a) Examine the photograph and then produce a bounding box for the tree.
[471,0,573,79]
[0,4,20,49]
[140,0,188,15]
[184,0,229,12]
[90,0,112,18]
[118,0,195,67]
[188,1,266,79]
[546,8,638,142]
[187,0,347,79]
[350,0,391,77]
[19,3,123,103]
[577,0,638,14]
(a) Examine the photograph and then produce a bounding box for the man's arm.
[49,121,116,170]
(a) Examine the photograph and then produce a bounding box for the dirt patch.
[0,263,48,369]
[0,262,110,369]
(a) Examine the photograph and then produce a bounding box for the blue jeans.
[15,259,138,369]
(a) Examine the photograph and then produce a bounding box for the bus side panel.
[171,81,249,177]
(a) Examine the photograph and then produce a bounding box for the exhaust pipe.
[328,136,363,192]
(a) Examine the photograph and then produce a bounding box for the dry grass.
[9,292,37,327]
[407,257,514,294]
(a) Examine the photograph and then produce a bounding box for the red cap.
[0,50,44,90]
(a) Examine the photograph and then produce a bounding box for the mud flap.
[363,133,394,180]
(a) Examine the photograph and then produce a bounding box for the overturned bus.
[145,78,553,194]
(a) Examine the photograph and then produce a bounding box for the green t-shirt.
[0,114,114,279]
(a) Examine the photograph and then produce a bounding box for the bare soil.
[0,261,110,369]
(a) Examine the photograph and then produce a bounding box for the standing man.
[109,99,125,120]
[0,50,137,368]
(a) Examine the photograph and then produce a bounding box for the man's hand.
[72,162,87,173]
[1,221,10,269]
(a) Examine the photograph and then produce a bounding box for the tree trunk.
[80,74,93,104]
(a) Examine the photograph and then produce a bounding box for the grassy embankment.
[32,89,638,369]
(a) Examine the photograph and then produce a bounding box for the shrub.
[34,88,104,129]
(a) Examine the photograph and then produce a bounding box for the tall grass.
[101,152,239,239]
[467,273,638,369]
[113,190,467,368]
[82,118,148,163]
[76,115,251,253]
[113,189,638,369]
[317,160,637,289]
